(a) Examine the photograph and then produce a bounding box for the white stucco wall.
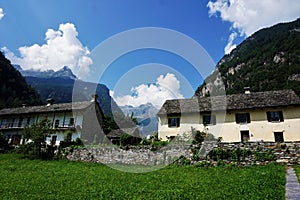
[158,106,300,142]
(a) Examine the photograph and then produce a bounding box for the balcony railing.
[0,122,76,130]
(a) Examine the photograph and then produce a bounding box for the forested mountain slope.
[195,18,300,96]
[0,52,41,109]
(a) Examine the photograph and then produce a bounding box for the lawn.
[0,154,286,200]
[294,165,300,183]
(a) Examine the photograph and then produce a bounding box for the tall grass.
[0,154,286,199]
[294,165,300,183]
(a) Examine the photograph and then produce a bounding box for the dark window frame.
[235,113,251,124]
[274,132,284,142]
[202,115,216,125]
[69,118,75,126]
[54,119,60,128]
[267,111,284,122]
[168,117,180,128]
[18,118,23,128]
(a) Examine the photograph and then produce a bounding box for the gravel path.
[286,167,300,200]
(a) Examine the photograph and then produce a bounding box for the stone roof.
[0,101,94,116]
[157,90,300,115]
[106,129,126,138]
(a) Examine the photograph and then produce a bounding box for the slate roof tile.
[157,90,300,115]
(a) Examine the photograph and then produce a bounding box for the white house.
[0,96,104,146]
[157,90,300,143]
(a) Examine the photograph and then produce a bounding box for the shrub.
[254,149,275,161]
[0,132,8,151]
[120,134,141,146]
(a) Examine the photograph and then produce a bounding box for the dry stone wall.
[66,145,191,166]
[65,142,300,166]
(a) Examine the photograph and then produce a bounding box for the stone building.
[0,96,104,146]
[157,90,300,142]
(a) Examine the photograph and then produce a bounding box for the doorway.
[240,131,250,142]
[274,132,284,143]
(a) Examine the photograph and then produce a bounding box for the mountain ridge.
[12,64,122,117]
[120,103,158,135]
[13,65,77,80]
[0,52,41,109]
[195,18,300,97]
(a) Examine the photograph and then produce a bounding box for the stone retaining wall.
[195,141,300,166]
[65,142,300,166]
[66,145,191,166]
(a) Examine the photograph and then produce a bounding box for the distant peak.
[12,64,77,80]
[54,66,77,79]
[61,66,70,70]
[12,64,23,71]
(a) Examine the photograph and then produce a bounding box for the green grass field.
[0,154,286,200]
[294,165,300,183]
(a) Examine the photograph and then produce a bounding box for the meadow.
[294,165,300,182]
[0,154,286,199]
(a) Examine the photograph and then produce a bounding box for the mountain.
[195,18,300,97]
[0,52,41,109]
[12,65,122,117]
[14,65,77,79]
[120,103,159,136]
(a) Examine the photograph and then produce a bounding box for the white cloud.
[2,23,92,79]
[208,0,300,54]
[0,8,4,20]
[224,32,237,54]
[111,73,184,109]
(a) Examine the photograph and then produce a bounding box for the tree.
[22,118,54,157]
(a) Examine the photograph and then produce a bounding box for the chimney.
[47,98,55,106]
[244,87,251,94]
[91,94,98,102]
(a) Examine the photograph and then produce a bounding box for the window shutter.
[279,111,284,122]
[177,118,180,127]
[246,113,251,123]
[168,118,171,127]
[235,114,239,124]
[266,112,271,122]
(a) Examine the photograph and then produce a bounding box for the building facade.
[157,90,300,142]
[0,97,104,146]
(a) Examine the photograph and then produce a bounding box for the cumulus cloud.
[0,8,4,20]
[207,0,300,54]
[2,23,92,78]
[111,73,184,109]
[224,32,237,55]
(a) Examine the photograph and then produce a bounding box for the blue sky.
[0,0,299,108]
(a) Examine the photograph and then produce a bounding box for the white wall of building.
[158,106,300,142]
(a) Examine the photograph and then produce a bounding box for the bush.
[0,132,8,151]
[254,149,275,161]
[120,134,141,146]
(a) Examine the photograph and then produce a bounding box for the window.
[274,132,284,142]
[241,131,250,142]
[69,118,75,126]
[203,115,216,125]
[26,117,31,126]
[54,120,60,128]
[168,117,180,128]
[18,118,23,128]
[267,111,284,122]
[235,113,251,124]
[10,119,15,128]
